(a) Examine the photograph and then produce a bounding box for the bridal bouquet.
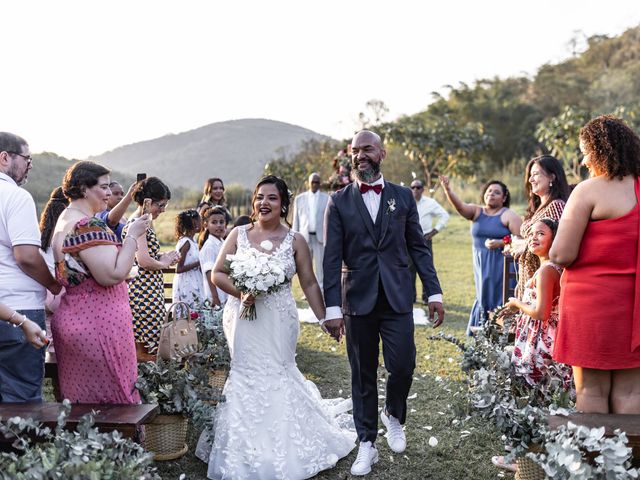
[224,249,288,320]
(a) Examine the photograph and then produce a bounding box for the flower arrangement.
[503,234,512,245]
[224,248,288,320]
[0,400,159,479]
[386,198,396,215]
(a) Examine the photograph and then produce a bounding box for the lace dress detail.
[196,225,355,479]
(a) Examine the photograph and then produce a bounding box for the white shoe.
[350,441,379,476]
[381,410,407,453]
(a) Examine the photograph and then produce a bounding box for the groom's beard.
[353,160,381,184]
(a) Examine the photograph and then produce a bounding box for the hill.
[87,119,329,189]
[24,153,135,211]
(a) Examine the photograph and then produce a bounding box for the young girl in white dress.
[196,176,355,479]
[198,206,228,307]
[172,209,204,307]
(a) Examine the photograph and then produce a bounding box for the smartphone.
[142,198,152,215]
[136,173,147,183]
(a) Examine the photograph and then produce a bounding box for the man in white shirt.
[0,132,61,402]
[410,179,449,304]
[292,173,329,287]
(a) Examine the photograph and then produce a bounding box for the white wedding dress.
[196,226,355,479]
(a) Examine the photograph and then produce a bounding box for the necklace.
[66,206,93,217]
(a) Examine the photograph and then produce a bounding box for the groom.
[322,130,445,476]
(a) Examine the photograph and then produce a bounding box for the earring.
[281,207,286,214]
[549,182,553,187]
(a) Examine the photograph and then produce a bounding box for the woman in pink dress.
[51,161,150,403]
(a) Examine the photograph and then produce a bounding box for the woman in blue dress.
[440,177,522,334]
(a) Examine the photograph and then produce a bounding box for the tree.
[380,114,492,189]
[358,99,389,129]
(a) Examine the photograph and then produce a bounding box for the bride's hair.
[251,175,292,227]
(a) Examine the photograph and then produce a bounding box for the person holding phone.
[123,177,179,360]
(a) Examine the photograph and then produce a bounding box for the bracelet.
[13,315,27,328]
[7,311,18,323]
[123,236,138,251]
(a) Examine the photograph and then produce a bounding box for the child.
[172,209,205,307]
[506,218,571,389]
[199,206,229,306]
[492,218,571,473]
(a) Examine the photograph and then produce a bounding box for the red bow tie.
[359,183,382,195]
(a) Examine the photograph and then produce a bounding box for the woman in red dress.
[551,115,640,413]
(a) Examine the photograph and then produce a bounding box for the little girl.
[506,218,571,389]
[198,206,229,306]
[172,209,205,307]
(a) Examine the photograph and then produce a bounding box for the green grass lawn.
[152,215,511,479]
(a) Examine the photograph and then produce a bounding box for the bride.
[196,175,355,479]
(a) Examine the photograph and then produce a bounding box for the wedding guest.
[409,179,449,303]
[172,209,204,307]
[292,173,329,287]
[0,132,60,403]
[96,181,135,241]
[39,186,69,348]
[233,215,251,228]
[440,176,521,334]
[198,206,228,306]
[508,155,569,298]
[507,218,571,389]
[50,161,150,403]
[551,115,640,414]
[123,177,179,359]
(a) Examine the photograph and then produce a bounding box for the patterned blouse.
[516,199,565,299]
[56,217,120,287]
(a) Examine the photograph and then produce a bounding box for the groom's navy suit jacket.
[323,181,442,316]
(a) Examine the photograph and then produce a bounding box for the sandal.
[491,455,517,473]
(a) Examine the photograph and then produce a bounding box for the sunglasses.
[411,186,423,190]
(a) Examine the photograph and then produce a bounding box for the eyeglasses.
[410,186,423,190]
[154,201,169,209]
[310,181,320,184]
[7,152,32,165]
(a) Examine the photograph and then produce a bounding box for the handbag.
[157,302,198,361]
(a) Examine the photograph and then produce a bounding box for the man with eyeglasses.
[292,172,329,287]
[410,179,449,304]
[0,132,61,403]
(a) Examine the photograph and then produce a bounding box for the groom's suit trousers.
[344,284,416,443]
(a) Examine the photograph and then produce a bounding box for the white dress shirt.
[308,190,318,233]
[324,176,442,323]
[416,196,449,234]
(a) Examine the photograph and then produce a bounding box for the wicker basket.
[515,456,546,480]
[143,414,189,461]
[207,369,228,406]
[208,369,228,389]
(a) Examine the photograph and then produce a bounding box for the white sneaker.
[350,441,379,476]
[381,410,407,453]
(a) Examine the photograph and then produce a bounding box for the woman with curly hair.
[551,115,640,413]
[509,155,570,298]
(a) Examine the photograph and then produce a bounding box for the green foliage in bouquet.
[0,399,159,480]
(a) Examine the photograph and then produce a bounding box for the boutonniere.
[386,198,396,215]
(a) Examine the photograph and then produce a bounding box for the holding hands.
[322,318,345,343]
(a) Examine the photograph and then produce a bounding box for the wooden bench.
[0,402,158,442]
[549,412,640,461]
